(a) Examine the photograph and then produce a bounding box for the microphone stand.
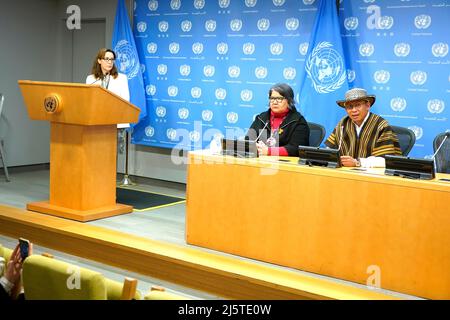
[119,128,136,186]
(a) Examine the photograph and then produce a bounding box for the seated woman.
[246,83,309,156]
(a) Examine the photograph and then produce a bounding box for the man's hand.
[340,155,360,167]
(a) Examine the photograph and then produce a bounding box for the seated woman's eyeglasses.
[269,97,285,103]
[102,58,115,62]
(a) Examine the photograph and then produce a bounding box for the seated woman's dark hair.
[268,83,295,109]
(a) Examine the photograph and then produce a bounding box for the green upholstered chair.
[144,286,190,300]
[22,255,140,300]
[0,244,13,277]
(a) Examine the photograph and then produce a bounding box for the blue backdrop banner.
[129,0,449,158]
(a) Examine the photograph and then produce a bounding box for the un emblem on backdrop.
[432,43,449,57]
[390,98,407,112]
[145,126,155,137]
[283,67,296,80]
[215,88,227,100]
[410,71,427,86]
[427,99,445,114]
[374,70,390,84]
[147,42,157,54]
[159,21,169,33]
[273,0,285,6]
[347,70,356,83]
[228,66,241,78]
[137,22,147,33]
[169,42,180,54]
[202,110,214,122]
[255,67,268,79]
[181,20,192,32]
[285,18,299,31]
[303,0,316,4]
[170,0,181,10]
[168,86,179,97]
[230,19,243,32]
[299,43,309,56]
[146,85,156,96]
[114,40,139,79]
[180,65,191,77]
[194,0,205,10]
[409,126,423,140]
[219,0,230,9]
[205,20,217,32]
[217,42,229,55]
[192,42,204,55]
[378,16,394,30]
[167,129,177,141]
[191,87,202,99]
[245,0,257,7]
[241,90,253,102]
[344,17,358,31]
[227,112,239,124]
[204,65,215,77]
[394,43,411,57]
[156,106,167,118]
[270,43,283,56]
[359,43,375,57]
[257,19,270,32]
[305,41,346,94]
[157,64,168,75]
[148,0,158,11]
[178,108,189,120]
[189,131,201,143]
[415,15,431,29]
[243,43,255,55]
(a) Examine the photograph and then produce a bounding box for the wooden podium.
[18,80,140,222]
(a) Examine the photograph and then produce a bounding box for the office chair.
[391,125,416,156]
[0,94,10,181]
[433,132,450,174]
[307,122,326,147]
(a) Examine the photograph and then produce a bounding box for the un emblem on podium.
[44,95,61,114]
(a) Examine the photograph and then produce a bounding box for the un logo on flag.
[145,126,155,137]
[432,43,449,57]
[227,112,239,124]
[156,106,167,118]
[146,85,156,96]
[394,43,411,57]
[204,65,215,77]
[180,65,191,77]
[245,0,257,7]
[167,129,177,141]
[410,71,427,86]
[390,98,407,112]
[427,99,445,114]
[241,90,253,102]
[344,17,358,31]
[305,42,346,94]
[415,15,431,29]
[215,88,227,100]
[230,19,243,32]
[178,108,190,120]
[374,70,390,84]
[114,40,139,79]
[137,22,147,33]
[270,43,283,56]
[359,43,374,57]
[191,87,202,98]
[159,21,169,33]
[170,0,181,10]
[299,43,309,56]
[192,42,204,55]
[202,110,214,122]
[255,67,268,79]
[168,86,179,97]
[147,42,158,54]
[283,67,296,80]
[157,64,168,75]
[409,126,423,140]
[169,42,180,54]
[194,0,205,9]
[243,43,255,55]
[148,0,158,11]
[217,42,229,55]
[257,19,270,31]
[285,18,299,31]
[181,20,192,32]
[228,66,241,78]
[205,20,217,32]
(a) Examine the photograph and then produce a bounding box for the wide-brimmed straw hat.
[336,88,376,108]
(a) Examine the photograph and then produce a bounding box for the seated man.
[325,88,402,167]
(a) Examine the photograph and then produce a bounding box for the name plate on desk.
[385,155,435,180]
[221,138,258,158]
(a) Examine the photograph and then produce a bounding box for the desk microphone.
[431,133,450,171]
[338,125,344,151]
[254,119,269,142]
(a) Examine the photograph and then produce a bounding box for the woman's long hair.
[90,48,119,79]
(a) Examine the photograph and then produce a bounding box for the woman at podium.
[246,83,309,156]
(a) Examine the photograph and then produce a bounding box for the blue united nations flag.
[112,0,147,125]
[298,0,349,142]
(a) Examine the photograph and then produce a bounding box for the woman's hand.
[256,141,269,156]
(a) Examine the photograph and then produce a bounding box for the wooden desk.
[186,151,450,299]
